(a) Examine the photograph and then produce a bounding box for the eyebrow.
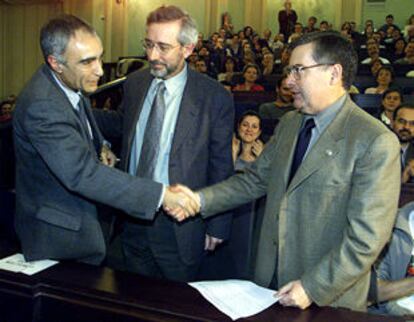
[144,38,176,47]
[78,52,104,64]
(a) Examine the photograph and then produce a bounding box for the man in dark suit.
[94,5,234,282]
[169,32,401,311]
[13,15,195,265]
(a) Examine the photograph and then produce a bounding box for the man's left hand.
[204,234,223,251]
[277,280,312,309]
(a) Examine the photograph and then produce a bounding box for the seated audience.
[378,14,401,35]
[233,63,264,92]
[391,105,414,183]
[259,74,294,120]
[394,40,414,64]
[319,20,330,31]
[365,65,394,94]
[261,52,277,76]
[404,15,414,38]
[303,16,319,33]
[232,110,264,172]
[378,88,403,127]
[369,201,414,317]
[390,38,407,62]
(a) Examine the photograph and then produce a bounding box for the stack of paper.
[0,253,58,275]
[189,279,279,320]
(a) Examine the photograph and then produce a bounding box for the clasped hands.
[163,184,201,221]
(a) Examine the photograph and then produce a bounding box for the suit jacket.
[13,65,163,264]
[94,67,234,265]
[200,96,401,311]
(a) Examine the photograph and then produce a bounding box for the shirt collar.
[304,94,346,132]
[50,68,81,109]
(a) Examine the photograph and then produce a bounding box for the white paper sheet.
[189,279,280,320]
[0,253,58,275]
[397,294,414,312]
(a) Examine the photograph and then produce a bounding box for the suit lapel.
[170,69,200,158]
[287,98,353,192]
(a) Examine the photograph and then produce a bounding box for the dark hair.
[276,73,289,89]
[236,110,263,143]
[242,63,261,80]
[376,65,395,81]
[393,104,414,121]
[386,14,394,20]
[382,87,402,101]
[289,31,358,90]
[40,14,96,64]
[146,5,198,45]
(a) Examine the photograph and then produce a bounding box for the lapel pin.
[325,149,333,156]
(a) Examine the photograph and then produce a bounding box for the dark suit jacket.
[94,67,234,265]
[200,96,400,311]
[13,65,163,264]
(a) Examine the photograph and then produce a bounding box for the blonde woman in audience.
[365,65,394,94]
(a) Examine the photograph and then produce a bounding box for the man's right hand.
[163,184,201,221]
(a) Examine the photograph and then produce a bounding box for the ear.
[47,55,63,74]
[330,63,343,86]
[182,44,195,59]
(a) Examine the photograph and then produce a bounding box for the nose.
[94,59,104,77]
[286,72,296,88]
[146,47,161,61]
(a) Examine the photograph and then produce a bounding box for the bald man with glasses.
[94,5,234,282]
[168,31,400,311]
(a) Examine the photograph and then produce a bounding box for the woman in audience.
[233,63,264,92]
[217,56,237,85]
[378,87,403,127]
[364,65,395,94]
[390,38,407,62]
[232,110,264,171]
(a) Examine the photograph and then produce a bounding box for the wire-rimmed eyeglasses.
[142,39,181,55]
[285,63,334,80]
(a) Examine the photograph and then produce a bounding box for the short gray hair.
[40,14,96,65]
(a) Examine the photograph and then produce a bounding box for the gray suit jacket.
[200,96,400,311]
[94,67,234,265]
[13,65,163,264]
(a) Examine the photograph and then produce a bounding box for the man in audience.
[259,74,293,120]
[170,31,400,312]
[93,5,234,282]
[392,105,414,183]
[278,0,297,40]
[303,16,319,33]
[369,201,414,316]
[12,15,192,265]
[379,14,401,35]
[394,40,414,64]
[361,42,391,64]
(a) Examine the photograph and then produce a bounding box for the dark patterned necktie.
[78,95,100,154]
[288,118,315,184]
[136,82,166,179]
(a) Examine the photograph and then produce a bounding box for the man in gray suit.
[169,32,401,311]
[13,15,196,265]
[93,5,234,282]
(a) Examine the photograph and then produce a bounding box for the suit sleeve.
[203,89,234,239]
[301,131,401,306]
[23,99,162,220]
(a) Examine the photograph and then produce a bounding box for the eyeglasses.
[142,40,181,55]
[285,63,334,80]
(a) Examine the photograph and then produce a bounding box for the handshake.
[162,184,201,221]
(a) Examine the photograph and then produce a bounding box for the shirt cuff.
[157,184,166,209]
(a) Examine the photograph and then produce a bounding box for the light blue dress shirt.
[129,64,188,185]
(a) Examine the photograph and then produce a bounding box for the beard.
[397,129,412,143]
[149,60,179,79]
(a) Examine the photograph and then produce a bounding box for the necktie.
[288,118,315,184]
[77,95,100,154]
[136,82,166,179]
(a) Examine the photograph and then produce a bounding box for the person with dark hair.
[361,42,391,64]
[93,5,234,282]
[259,74,294,120]
[391,105,414,184]
[13,15,194,265]
[391,38,407,62]
[379,14,401,35]
[303,16,319,34]
[378,88,403,127]
[394,40,414,64]
[233,63,264,92]
[232,111,264,172]
[217,56,237,84]
[168,31,400,312]
[365,65,395,94]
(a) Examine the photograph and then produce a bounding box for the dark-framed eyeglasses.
[285,63,334,80]
[142,39,181,55]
